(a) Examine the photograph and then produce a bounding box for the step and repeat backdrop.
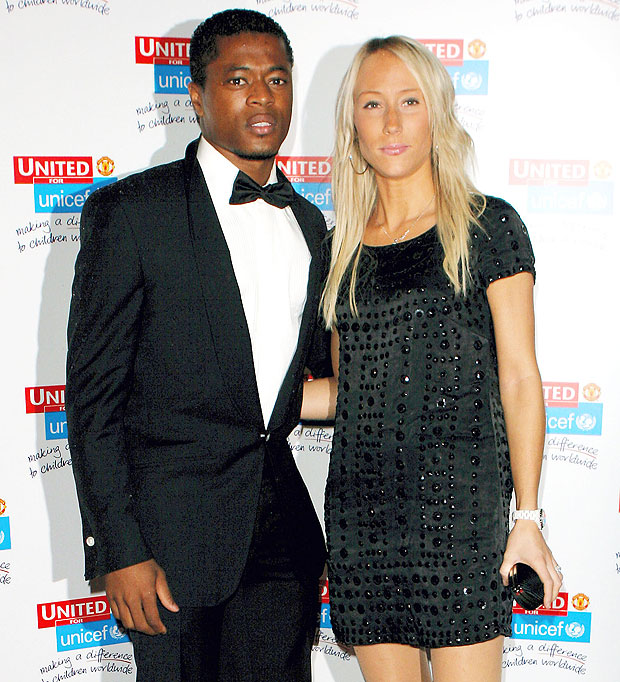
[1,0,618,680]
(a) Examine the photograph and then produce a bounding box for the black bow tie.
[229,170,295,209]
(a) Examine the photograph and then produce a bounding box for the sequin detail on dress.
[325,197,535,647]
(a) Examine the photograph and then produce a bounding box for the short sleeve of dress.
[474,196,535,288]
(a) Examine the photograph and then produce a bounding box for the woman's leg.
[430,636,504,682]
[354,643,432,682]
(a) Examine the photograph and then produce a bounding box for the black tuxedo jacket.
[66,138,328,606]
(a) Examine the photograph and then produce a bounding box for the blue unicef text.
[154,64,191,93]
[528,181,613,214]
[45,410,67,440]
[546,403,603,436]
[512,612,591,643]
[34,178,116,214]
[292,182,333,210]
[320,603,332,629]
[0,517,11,550]
[56,615,130,652]
[446,61,488,95]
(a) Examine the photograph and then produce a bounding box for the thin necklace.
[378,193,436,244]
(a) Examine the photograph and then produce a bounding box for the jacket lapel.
[268,181,324,431]
[183,139,263,427]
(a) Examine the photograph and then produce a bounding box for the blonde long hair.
[321,36,485,329]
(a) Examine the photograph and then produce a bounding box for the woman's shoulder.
[471,195,529,241]
[470,195,535,285]
[478,195,523,226]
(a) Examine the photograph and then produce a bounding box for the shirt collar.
[196,136,278,205]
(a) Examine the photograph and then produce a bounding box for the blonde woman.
[302,37,561,682]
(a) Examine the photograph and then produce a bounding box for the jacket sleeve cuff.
[82,516,152,580]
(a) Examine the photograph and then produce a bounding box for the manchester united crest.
[572,593,590,611]
[582,383,601,401]
[468,39,486,59]
[593,160,611,179]
[96,156,115,177]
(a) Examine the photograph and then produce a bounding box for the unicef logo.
[576,413,596,431]
[566,621,586,639]
[462,72,483,92]
[110,625,125,640]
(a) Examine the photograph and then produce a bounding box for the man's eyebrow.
[224,64,290,73]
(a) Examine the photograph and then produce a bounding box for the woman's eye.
[363,101,380,109]
[404,98,419,106]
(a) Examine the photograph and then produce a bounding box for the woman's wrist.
[512,508,546,530]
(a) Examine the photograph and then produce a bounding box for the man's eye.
[228,77,245,86]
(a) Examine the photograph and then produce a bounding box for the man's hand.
[105,558,179,635]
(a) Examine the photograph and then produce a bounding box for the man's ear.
[187,81,204,117]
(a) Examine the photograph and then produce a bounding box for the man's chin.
[234,149,278,161]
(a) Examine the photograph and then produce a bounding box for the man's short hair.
[190,9,294,87]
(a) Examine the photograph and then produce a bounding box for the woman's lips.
[380,144,409,155]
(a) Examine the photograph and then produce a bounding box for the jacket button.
[85,536,95,547]
[260,431,270,442]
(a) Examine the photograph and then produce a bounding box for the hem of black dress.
[331,624,512,649]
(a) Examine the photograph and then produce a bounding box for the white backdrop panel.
[1,0,617,680]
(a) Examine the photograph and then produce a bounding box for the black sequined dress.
[325,197,535,647]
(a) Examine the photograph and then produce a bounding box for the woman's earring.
[349,154,369,175]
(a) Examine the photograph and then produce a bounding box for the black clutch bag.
[509,563,545,610]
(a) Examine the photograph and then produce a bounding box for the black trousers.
[129,461,320,681]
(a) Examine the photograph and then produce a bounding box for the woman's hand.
[500,520,562,608]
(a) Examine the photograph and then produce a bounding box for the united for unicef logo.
[575,413,597,432]
[566,621,586,639]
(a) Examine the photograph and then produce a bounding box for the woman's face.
[353,50,432,183]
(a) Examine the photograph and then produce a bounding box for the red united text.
[277,156,332,182]
[37,596,110,629]
[509,159,589,186]
[321,579,330,604]
[14,156,93,185]
[542,382,579,408]
[135,36,190,64]
[513,591,569,616]
[25,385,65,414]
[418,39,463,65]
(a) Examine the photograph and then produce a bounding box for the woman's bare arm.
[488,271,562,608]
[301,331,339,421]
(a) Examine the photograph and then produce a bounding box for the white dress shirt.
[196,137,311,427]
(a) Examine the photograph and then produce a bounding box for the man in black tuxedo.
[66,9,328,681]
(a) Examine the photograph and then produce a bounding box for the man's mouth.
[247,115,276,135]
